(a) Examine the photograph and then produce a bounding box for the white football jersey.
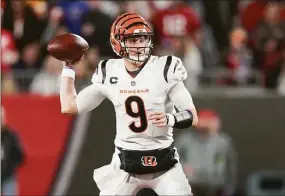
[91,55,193,150]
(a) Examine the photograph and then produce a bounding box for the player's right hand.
[61,55,84,68]
[148,111,168,128]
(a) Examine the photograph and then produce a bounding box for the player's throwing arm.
[48,34,105,115]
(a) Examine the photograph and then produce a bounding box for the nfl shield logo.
[131,81,136,86]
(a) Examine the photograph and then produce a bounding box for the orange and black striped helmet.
[110,12,153,63]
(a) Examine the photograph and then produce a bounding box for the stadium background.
[1,0,285,195]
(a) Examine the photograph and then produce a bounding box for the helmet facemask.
[121,34,153,64]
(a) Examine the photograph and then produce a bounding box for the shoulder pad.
[163,56,187,84]
[91,60,109,84]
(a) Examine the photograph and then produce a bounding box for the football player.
[60,13,198,195]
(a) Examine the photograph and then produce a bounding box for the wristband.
[61,66,75,79]
[166,113,175,127]
[172,110,193,129]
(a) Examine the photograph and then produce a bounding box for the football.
[47,33,89,62]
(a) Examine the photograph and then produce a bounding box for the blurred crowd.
[176,109,237,196]
[1,0,285,95]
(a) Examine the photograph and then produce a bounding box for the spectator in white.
[73,53,93,91]
[176,109,237,196]
[1,106,25,196]
[183,36,203,93]
[97,0,120,18]
[117,0,152,21]
[188,0,220,69]
[30,56,61,96]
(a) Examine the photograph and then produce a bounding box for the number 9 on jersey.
[125,96,148,133]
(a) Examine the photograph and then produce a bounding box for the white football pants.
[93,148,192,195]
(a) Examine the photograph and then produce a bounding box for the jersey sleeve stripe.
[95,61,101,74]
[173,59,180,74]
[164,56,173,82]
[101,60,108,84]
[174,105,179,112]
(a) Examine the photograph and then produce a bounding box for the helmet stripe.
[120,17,141,27]
[113,13,137,34]
[125,22,149,30]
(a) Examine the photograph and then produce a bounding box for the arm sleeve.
[168,82,195,111]
[75,83,106,114]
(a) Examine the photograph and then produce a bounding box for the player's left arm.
[148,82,198,128]
[148,56,198,128]
[167,82,198,128]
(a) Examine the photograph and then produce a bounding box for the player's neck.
[123,59,143,72]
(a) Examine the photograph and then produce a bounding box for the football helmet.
[110,13,153,64]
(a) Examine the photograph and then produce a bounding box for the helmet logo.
[134,29,146,34]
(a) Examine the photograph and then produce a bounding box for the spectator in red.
[253,2,285,89]
[226,27,253,85]
[151,1,203,91]
[241,0,285,37]
[151,0,202,56]
[1,0,19,95]
[1,30,19,73]
[240,0,269,34]
[1,29,19,95]
[1,1,19,74]
[1,0,6,15]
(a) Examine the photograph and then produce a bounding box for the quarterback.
[60,13,198,195]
